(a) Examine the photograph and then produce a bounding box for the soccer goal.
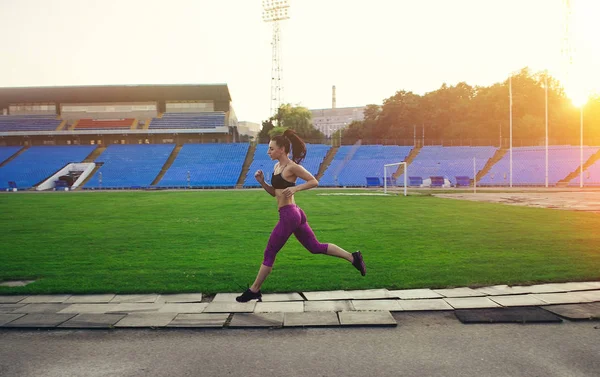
[383,162,407,196]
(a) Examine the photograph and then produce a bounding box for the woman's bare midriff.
[275,189,295,208]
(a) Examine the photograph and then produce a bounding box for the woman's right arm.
[256,170,276,197]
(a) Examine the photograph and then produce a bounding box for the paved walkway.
[1,281,599,329]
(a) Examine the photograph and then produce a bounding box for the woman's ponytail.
[283,129,306,164]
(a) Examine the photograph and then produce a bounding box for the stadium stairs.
[392,146,421,180]
[0,146,28,168]
[316,146,338,180]
[68,120,79,130]
[130,119,139,130]
[236,143,257,188]
[475,148,507,184]
[55,119,67,131]
[83,146,106,163]
[556,148,600,187]
[144,118,151,130]
[77,163,104,189]
[151,144,183,186]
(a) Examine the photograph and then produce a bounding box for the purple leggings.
[263,204,329,267]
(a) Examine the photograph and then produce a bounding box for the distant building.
[237,121,261,139]
[310,106,365,137]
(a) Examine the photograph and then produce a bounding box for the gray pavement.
[1,282,600,329]
[0,312,599,377]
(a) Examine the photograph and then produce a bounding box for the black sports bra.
[271,164,296,189]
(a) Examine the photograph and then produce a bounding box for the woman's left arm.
[282,165,318,197]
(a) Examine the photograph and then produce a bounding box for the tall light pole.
[262,0,290,118]
[509,75,513,188]
[579,104,583,188]
[544,72,549,188]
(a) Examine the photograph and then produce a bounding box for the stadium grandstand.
[1,84,600,191]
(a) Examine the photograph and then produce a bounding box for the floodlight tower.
[263,0,290,118]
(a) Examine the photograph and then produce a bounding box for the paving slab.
[455,308,562,324]
[444,297,502,309]
[58,313,126,328]
[0,280,35,287]
[212,293,240,302]
[58,304,119,314]
[254,301,304,313]
[489,295,548,307]
[304,300,354,312]
[64,294,116,304]
[12,304,71,313]
[532,292,595,305]
[345,289,390,300]
[283,312,340,327]
[541,303,600,320]
[261,293,304,302]
[581,281,600,289]
[20,295,71,304]
[302,290,351,301]
[433,288,487,298]
[579,290,600,302]
[114,313,177,327]
[109,294,159,303]
[0,296,28,304]
[158,303,208,313]
[398,299,453,311]
[351,300,403,311]
[156,293,203,303]
[474,285,512,296]
[3,313,76,328]
[388,289,443,300]
[167,313,229,328]
[106,303,164,313]
[338,311,397,327]
[0,304,27,313]
[229,313,284,328]
[203,302,256,313]
[0,313,26,326]
[547,282,600,292]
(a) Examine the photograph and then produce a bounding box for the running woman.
[236,129,366,303]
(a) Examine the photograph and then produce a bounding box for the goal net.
[383,162,407,196]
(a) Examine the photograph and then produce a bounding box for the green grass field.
[1,190,599,295]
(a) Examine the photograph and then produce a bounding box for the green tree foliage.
[327,67,600,145]
[260,104,325,143]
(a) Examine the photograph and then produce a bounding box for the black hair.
[271,129,307,164]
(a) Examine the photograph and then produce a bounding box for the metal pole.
[545,74,549,188]
[404,162,407,196]
[384,165,387,194]
[580,106,583,188]
[509,75,513,188]
[473,157,477,193]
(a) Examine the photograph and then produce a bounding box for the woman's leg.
[293,209,353,262]
[250,207,300,292]
[250,264,272,293]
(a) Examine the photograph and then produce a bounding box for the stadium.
[1,82,599,191]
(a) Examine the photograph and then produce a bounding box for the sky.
[1,0,599,123]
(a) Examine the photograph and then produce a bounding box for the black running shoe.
[352,251,366,276]
[236,288,262,302]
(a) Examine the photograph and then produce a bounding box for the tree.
[260,104,325,143]
[257,119,274,143]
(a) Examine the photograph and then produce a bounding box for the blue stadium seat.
[157,143,249,188]
[479,146,599,186]
[149,112,226,130]
[397,146,497,186]
[0,115,61,132]
[320,145,413,187]
[0,145,96,189]
[85,144,175,189]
